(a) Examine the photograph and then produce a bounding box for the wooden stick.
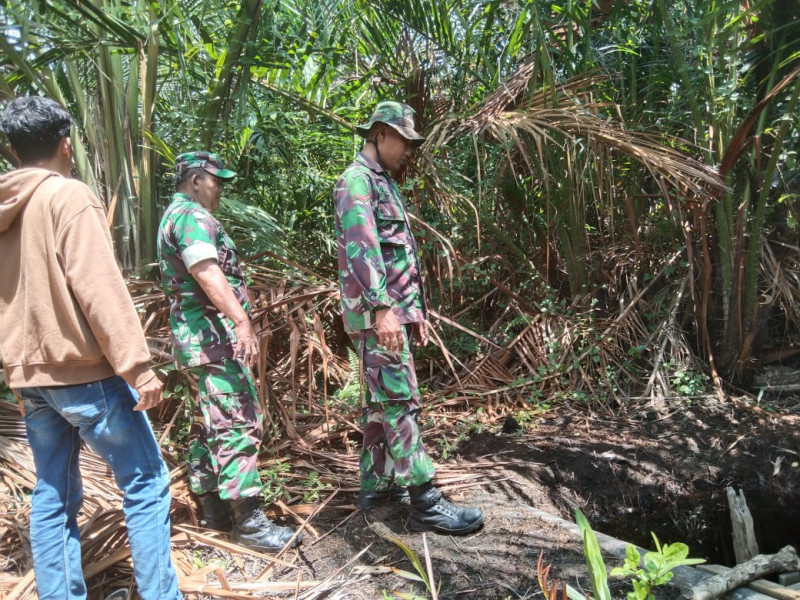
[727,486,759,564]
[686,546,799,600]
[697,564,800,600]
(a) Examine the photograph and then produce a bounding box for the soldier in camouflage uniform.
[157,151,302,551]
[335,101,484,535]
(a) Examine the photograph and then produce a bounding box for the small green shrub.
[259,459,292,504]
[560,510,705,600]
[302,470,333,503]
[610,532,705,600]
[665,360,710,397]
[333,348,362,408]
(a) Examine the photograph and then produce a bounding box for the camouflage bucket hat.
[174,151,237,180]
[355,101,426,146]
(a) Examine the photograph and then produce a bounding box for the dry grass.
[0,248,704,599]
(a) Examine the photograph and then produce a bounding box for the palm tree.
[0,0,278,268]
[2,0,797,390]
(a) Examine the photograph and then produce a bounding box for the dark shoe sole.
[408,514,484,535]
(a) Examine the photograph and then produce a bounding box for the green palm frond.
[217,197,286,258]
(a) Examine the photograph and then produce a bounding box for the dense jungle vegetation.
[1,0,800,406]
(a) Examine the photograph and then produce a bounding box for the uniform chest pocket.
[376,201,408,246]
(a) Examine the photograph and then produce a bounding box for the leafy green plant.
[435,408,485,459]
[610,533,705,600]
[190,549,228,570]
[436,437,457,461]
[570,510,705,600]
[259,459,292,504]
[302,470,333,503]
[513,406,549,430]
[665,360,710,397]
[0,371,14,405]
[575,509,613,600]
[333,348,362,408]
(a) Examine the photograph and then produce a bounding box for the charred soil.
[183,395,800,599]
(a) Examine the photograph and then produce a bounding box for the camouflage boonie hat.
[174,151,237,180]
[355,101,426,146]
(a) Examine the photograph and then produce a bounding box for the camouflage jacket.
[157,193,250,367]
[334,153,427,332]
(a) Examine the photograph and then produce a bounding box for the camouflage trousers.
[348,326,436,492]
[187,358,265,500]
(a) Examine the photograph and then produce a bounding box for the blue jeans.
[20,376,182,600]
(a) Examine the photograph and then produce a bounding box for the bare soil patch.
[178,395,800,599]
[3,395,799,599]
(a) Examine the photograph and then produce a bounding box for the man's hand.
[134,372,164,411]
[12,389,25,417]
[414,320,430,347]
[190,259,259,367]
[233,319,259,367]
[376,307,404,352]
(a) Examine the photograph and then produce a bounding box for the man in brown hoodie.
[0,96,182,600]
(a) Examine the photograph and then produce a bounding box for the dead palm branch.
[0,240,675,596]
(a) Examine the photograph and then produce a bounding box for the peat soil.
[180,394,800,600]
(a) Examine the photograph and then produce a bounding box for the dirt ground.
[172,394,800,600]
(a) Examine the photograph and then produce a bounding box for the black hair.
[364,122,385,142]
[0,96,72,164]
[174,166,208,189]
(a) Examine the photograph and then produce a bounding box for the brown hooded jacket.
[0,168,153,389]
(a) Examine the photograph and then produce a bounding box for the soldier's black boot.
[230,497,303,552]
[408,482,484,535]
[358,485,410,510]
[195,492,232,531]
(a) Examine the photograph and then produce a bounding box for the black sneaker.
[408,484,484,535]
[231,518,302,552]
[230,497,303,552]
[357,486,411,510]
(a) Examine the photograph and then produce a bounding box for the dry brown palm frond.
[421,68,724,224]
[1,234,698,595]
[481,108,722,195]
[412,241,698,414]
[0,404,194,599]
[761,240,800,331]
